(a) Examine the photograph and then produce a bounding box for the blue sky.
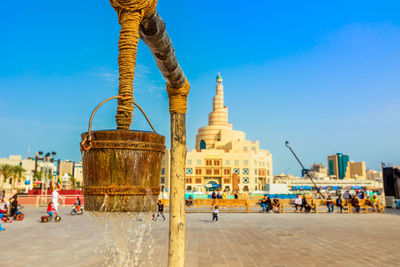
[1,1,399,175]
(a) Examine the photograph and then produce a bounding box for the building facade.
[328,153,366,179]
[0,155,83,192]
[161,73,273,193]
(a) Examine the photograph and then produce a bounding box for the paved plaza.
[1,207,400,267]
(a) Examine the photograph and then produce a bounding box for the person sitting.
[47,202,57,220]
[74,197,81,212]
[351,196,360,213]
[370,194,380,213]
[326,195,334,214]
[336,195,344,213]
[272,196,280,213]
[260,195,268,213]
[294,195,302,212]
[265,196,272,212]
[0,197,7,214]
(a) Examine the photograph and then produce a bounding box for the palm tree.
[12,165,25,189]
[68,173,76,189]
[0,164,12,185]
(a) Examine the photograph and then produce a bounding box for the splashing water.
[90,211,155,267]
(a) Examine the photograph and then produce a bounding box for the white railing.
[17,195,84,207]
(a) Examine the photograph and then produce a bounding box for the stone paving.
[1,207,400,267]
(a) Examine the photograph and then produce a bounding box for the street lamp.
[35,151,57,204]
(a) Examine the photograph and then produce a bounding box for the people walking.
[212,205,219,222]
[51,188,63,213]
[326,195,334,213]
[8,190,18,219]
[155,200,165,221]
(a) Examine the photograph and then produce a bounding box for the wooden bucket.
[80,96,166,212]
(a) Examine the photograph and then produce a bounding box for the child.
[212,206,219,223]
[47,202,57,220]
[155,200,165,221]
[0,197,7,214]
[0,197,11,223]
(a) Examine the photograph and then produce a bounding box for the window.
[206,169,212,175]
[225,160,230,165]
[195,178,202,184]
[214,160,220,166]
[224,168,230,175]
[251,147,256,151]
[243,146,248,151]
[213,169,220,175]
[233,168,240,174]
[196,159,202,165]
[200,140,206,149]
[195,168,202,175]
[234,160,239,166]
[243,186,249,192]
[243,168,249,175]
[254,178,257,183]
[186,159,192,165]
[243,160,248,165]
[161,177,165,184]
[224,178,230,183]
[186,168,193,175]
[161,168,165,175]
[243,177,249,184]
[206,160,212,166]
[254,169,258,175]
[186,178,192,183]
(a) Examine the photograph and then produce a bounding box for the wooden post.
[168,113,186,267]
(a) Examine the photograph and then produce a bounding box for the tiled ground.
[1,207,399,267]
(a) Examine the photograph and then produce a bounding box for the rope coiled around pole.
[109,0,158,129]
[166,79,190,114]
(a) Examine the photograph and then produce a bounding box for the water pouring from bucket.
[80,96,165,212]
[81,1,190,266]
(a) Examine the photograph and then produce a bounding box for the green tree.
[11,165,26,189]
[0,164,13,184]
[68,173,76,189]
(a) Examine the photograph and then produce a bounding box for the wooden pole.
[168,113,186,267]
[140,12,189,267]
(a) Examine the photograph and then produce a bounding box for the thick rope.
[110,0,157,129]
[166,79,190,114]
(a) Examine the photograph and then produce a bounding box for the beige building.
[0,155,83,192]
[366,169,382,181]
[348,161,366,179]
[161,73,273,193]
[0,155,56,192]
[58,160,84,189]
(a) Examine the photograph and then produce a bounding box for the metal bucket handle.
[80,96,157,152]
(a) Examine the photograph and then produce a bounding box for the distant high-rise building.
[328,153,349,179]
[328,153,366,179]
